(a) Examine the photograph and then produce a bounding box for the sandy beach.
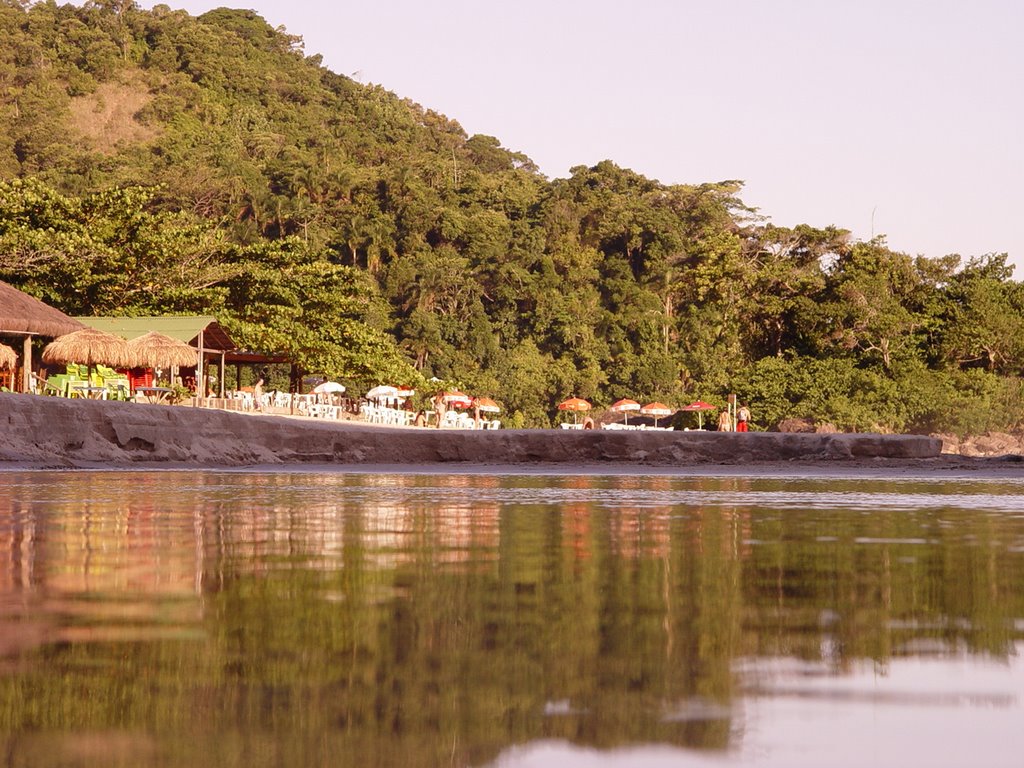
[2,391,1019,477]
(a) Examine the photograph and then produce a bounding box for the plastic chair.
[45,374,69,396]
[105,380,131,401]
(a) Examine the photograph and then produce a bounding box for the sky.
[155,0,1023,274]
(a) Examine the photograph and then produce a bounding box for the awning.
[77,316,235,352]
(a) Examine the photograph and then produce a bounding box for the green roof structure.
[76,317,294,397]
[77,316,235,351]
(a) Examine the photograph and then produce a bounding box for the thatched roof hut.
[0,281,87,391]
[0,281,85,337]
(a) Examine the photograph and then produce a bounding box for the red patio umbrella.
[681,400,717,429]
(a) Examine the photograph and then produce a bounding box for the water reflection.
[0,470,1021,767]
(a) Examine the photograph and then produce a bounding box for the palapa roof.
[77,316,236,351]
[0,281,86,337]
[0,342,16,370]
[42,327,134,368]
[126,331,199,369]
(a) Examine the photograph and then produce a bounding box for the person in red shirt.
[737,403,750,432]
[737,403,753,434]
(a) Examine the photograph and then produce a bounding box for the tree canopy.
[0,0,1020,433]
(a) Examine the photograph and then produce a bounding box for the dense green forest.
[0,0,1021,432]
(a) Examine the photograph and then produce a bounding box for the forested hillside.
[1,0,1021,432]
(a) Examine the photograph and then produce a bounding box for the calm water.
[0,468,1022,767]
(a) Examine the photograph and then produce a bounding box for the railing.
[27,382,508,429]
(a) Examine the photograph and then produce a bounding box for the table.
[69,384,109,400]
[136,386,173,404]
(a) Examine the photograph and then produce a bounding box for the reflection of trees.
[741,502,1024,668]
[0,471,1021,767]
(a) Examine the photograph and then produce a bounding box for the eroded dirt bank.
[0,393,949,469]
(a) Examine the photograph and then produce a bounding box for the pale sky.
[155,0,1023,275]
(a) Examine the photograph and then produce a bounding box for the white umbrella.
[312,381,346,394]
[365,385,399,399]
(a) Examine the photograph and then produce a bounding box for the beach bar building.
[78,316,236,396]
[0,280,86,392]
[77,316,301,396]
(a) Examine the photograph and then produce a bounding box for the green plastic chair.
[44,374,69,396]
[105,376,131,400]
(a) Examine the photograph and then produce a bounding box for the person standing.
[433,391,446,428]
[717,409,732,432]
[737,403,750,432]
[253,377,264,411]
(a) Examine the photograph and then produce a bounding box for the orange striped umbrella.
[558,397,591,425]
[610,398,640,425]
[640,401,674,428]
[474,397,501,413]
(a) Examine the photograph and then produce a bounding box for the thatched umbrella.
[126,331,198,370]
[0,342,16,371]
[42,327,133,370]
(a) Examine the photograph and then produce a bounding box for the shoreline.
[2,458,1021,481]
[1,392,1014,475]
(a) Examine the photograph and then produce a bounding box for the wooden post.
[195,329,205,405]
[22,335,31,393]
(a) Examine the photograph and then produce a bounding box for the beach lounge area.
[1,281,516,430]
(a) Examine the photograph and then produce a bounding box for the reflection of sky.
[493,649,1024,767]
[736,651,1024,768]
[217,471,1024,514]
